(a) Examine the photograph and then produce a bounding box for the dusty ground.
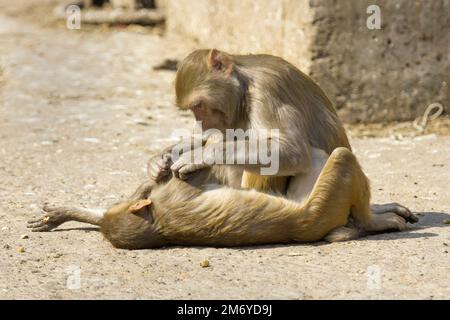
[0,1,449,300]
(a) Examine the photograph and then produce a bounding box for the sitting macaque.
[162,49,352,195]
[28,147,417,249]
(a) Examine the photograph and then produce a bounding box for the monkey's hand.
[170,151,210,180]
[147,153,173,182]
[27,206,70,232]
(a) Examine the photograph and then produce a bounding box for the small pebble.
[443,219,450,225]
[200,259,210,268]
[20,234,29,239]
[17,246,25,253]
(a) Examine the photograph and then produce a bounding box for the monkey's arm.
[148,137,208,181]
[171,137,312,179]
[27,206,105,231]
[28,180,156,233]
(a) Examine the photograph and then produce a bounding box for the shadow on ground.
[359,211,450,241]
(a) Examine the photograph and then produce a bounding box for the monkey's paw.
[170,152,210,180]
[171,162,210,180]
[367,212,407,233]
[148,153,172,182]
[26,206,69,232]
[371,203,418,224]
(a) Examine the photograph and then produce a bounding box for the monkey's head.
[101,199,164,249]
[175,49,244,132]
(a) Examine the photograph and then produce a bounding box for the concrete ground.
[0,1,449,299]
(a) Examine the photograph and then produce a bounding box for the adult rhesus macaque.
[28,147,417,249]
[152,49,351,197]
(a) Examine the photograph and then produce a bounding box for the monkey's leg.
[301,148,417,242]
[295,148,364,242]
[326,149,417,234]
[285,148,360,242]
[27,206,105,232]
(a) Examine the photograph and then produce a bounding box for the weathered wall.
[309,0,449,122]
[163,0,449,123]
[165,0,315,73]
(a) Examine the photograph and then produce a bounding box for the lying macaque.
[27,147,417,249]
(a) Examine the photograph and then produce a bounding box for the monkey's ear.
[207,49,233,74]
[129,199,152,214]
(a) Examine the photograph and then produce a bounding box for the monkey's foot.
[366,212,407,233]
[371,203,418,224]
[26,206,69,232]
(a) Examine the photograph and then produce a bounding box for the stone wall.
[162,0,449,123]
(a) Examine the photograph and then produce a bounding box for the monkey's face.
[189,100,227,131]
[175,49,243,133]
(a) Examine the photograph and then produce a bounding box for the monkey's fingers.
[157,157,171,170]
[371,203,418,224]
[27,217,47,225]
[161,153,172,165]
[156,169,171,182]
[388,204,418,224]
[27,207,66,232]
[178,169,193,180]
[149,162,171,182]
[27,209,49,225]
[170,162,183,178]
[27,216,54,232]
[29,225,54,232]
[397,209,419,224]
[177,163,208,180]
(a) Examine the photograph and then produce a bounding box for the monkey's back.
[236,54,351,154]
